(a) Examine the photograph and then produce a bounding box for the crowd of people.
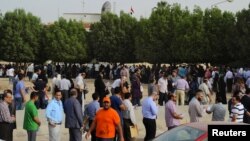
[0,63,250,141]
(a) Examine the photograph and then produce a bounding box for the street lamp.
[211,0,233,8]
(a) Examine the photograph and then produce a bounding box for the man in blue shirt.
[46,90,63,141]
[15,73,27,110]
[142,91,158,141]
[110,87,127,141]
[85,93,100,141]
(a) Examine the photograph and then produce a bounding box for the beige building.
[63,13,101,31]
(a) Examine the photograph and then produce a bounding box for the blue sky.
[1,0,250,23]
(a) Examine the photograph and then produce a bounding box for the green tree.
[235,5,250,65]
[135,2,173,64]
[43,18,87,63]
[88,13,121,62]
[0,9,42,63]
[203,8,236,64]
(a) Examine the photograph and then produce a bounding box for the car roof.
[184,121,247,131]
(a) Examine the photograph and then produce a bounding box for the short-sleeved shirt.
[23,101,39,131]
[230,103,244,123]
[31,73,38,82]
[95,108,120,138]
[110,95,123,120]
[165,100,180,127]
[15,80,25,98]
[209,103,226,121]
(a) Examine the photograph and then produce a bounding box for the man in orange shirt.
[86,96,124,141]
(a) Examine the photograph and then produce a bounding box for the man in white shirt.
[58,75,71,103]
[31,68,41,83]
[75,73,85,110]
[158,73,168,106]
[224,68,234,93]
[123,93,136,141]
[199,79,211,104]
[111,78,121,95]
[7,67,15,84]
[26,64,34,81]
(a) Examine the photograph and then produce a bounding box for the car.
[152,122,247,141]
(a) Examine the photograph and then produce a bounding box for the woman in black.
[94,73,107,107]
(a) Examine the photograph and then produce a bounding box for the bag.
[130,125,139,138]
[140,85,144,93]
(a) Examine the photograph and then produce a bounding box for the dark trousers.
[132,97,141,106]
[27,130,37,141]
[69,128,82,141]
[35,91,47,109]
[168,125,177,130]
[143,118,156,141]
[226,78,233,93]
[96,138,114,141]
[0,122,13,141]
[89,120,96,141]
[76,89,83,105]
[158,92,167,106]
[61,90,69,104]
[123,118,134,141]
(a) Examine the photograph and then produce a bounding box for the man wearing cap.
[86,96,124,141]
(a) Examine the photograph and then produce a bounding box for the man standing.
[224,68,234,93]
[0,92,16,141]
[175,75,189,105]
[158,73,168,106]
[31,68,41,84]
[15,73,27,110]
[85,93,100,141]
[26,63,34,81]
[110,87,127,141]
[165,93,183,130]
[123,93,137,141]
[86,96,124,141]
[199,79,211,104]
[142,91,159,141]
[58,74,71,104]
[206,97,226,121]
[75,73,84,106]
[23,92,41,141]
[241,88,250,123]
[230,95,244,123]
[64,89,83,141]
[188,90,204,122]
[46,90,64,141]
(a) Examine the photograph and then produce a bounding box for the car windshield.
[152,126,206,141]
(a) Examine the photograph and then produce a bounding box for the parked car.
[152,122,247,141]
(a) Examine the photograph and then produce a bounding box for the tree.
[135,1,173,64]
[89,12,137,63]
[0,9,42,63]
[235,5,250,66]
[43,18,87,63]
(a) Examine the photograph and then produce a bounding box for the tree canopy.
[0,3,250,66]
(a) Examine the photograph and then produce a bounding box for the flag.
[130,6,134,15]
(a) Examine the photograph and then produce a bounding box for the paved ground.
[0,78,231,141]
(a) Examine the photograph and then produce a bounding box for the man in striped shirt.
[230,95,244,123]
[0,92,16,141]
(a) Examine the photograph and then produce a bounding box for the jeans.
[15,97,23,110]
